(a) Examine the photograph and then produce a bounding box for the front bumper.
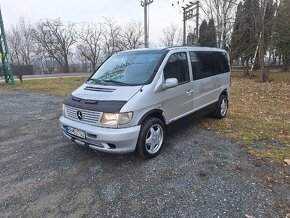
[59,116,141,154]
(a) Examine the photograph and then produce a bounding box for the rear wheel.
[136,117,165,159]
[212,94,228,119]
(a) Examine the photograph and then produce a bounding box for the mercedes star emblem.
[77,110,83,120]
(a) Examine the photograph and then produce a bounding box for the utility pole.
[0,5,14,84]
[141,0,153,48]
[196,1,199,40]
[182,1,200,45]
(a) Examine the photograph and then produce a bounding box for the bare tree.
[160,24,182,47]
[275,0,290,72]
[231,0,259,76]
[7,28,21,66]
[102,17,122,58]
[119,20,144,50]
[254,0,275,81]
[7,17,34,66]
[202,0,239,49]
[32,39,57,74]
[32,19,76,73]
[7,17,35,82]
[76,22,103,71]
[75,51,90,73]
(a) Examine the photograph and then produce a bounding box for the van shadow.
[166,104,216,137]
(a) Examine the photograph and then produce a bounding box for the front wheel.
[136,117,165,159]
[212,94,228,119]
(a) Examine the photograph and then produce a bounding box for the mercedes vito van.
[59,46,231,158]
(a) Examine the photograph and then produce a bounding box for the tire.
[136,117,166,159]
[212,94,228,119]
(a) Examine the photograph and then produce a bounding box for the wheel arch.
[221,89,228,97]
[137,109,166,126]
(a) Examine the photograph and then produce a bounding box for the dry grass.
[249,147,290,161]
[200,77,290,161]
[0,77,87,96]
[232,71,290,83]
[268,72,290,83]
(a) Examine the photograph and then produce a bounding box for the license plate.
[66,126,86,139]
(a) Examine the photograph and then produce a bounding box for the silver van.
[59,46,231,158]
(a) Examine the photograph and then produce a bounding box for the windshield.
[89,50,166,86]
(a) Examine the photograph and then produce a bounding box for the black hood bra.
[63,95,127,113]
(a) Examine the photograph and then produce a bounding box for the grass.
[249,147,290,162]
[232,71,290,83]
[0,77,87,96]
[1,72,290,161]
[269,72,290,83]
[201,72,290,161]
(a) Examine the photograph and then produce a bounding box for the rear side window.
[189,51,230,80]
[189,51,214,80]
[215,52,230,73]
[198,52,215,78]
[164,52,190,84]
[189,52,204,80]
[213,52,223,74]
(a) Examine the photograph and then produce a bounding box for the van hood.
[71,83,142,101]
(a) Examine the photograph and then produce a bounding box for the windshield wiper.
[87,78,106,85]
[102,80,131,86]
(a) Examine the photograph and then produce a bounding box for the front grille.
[65,105,101,125]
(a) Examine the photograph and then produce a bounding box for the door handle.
[186,90,194,96]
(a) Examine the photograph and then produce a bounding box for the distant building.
[187,33,197,45]
[187,33,198,46]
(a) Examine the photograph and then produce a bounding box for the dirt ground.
[0,90,289,217]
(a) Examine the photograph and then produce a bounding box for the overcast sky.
[1,0,199,46]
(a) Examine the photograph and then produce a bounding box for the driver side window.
[163,52,190,84]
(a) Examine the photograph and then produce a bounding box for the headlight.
[101,112,133,126]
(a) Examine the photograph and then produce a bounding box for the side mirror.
[164,78,178,89]
[154,75,179,93]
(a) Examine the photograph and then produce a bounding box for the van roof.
[165,46,226,52]
[122,46,227,53]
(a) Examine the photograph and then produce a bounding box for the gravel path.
[0,90,289,217]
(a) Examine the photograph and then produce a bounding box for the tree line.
[188,0,290,81]
[7,17,185,76]
[7,0,290,82]
[7,17,144,74]
[230,0,290,81]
